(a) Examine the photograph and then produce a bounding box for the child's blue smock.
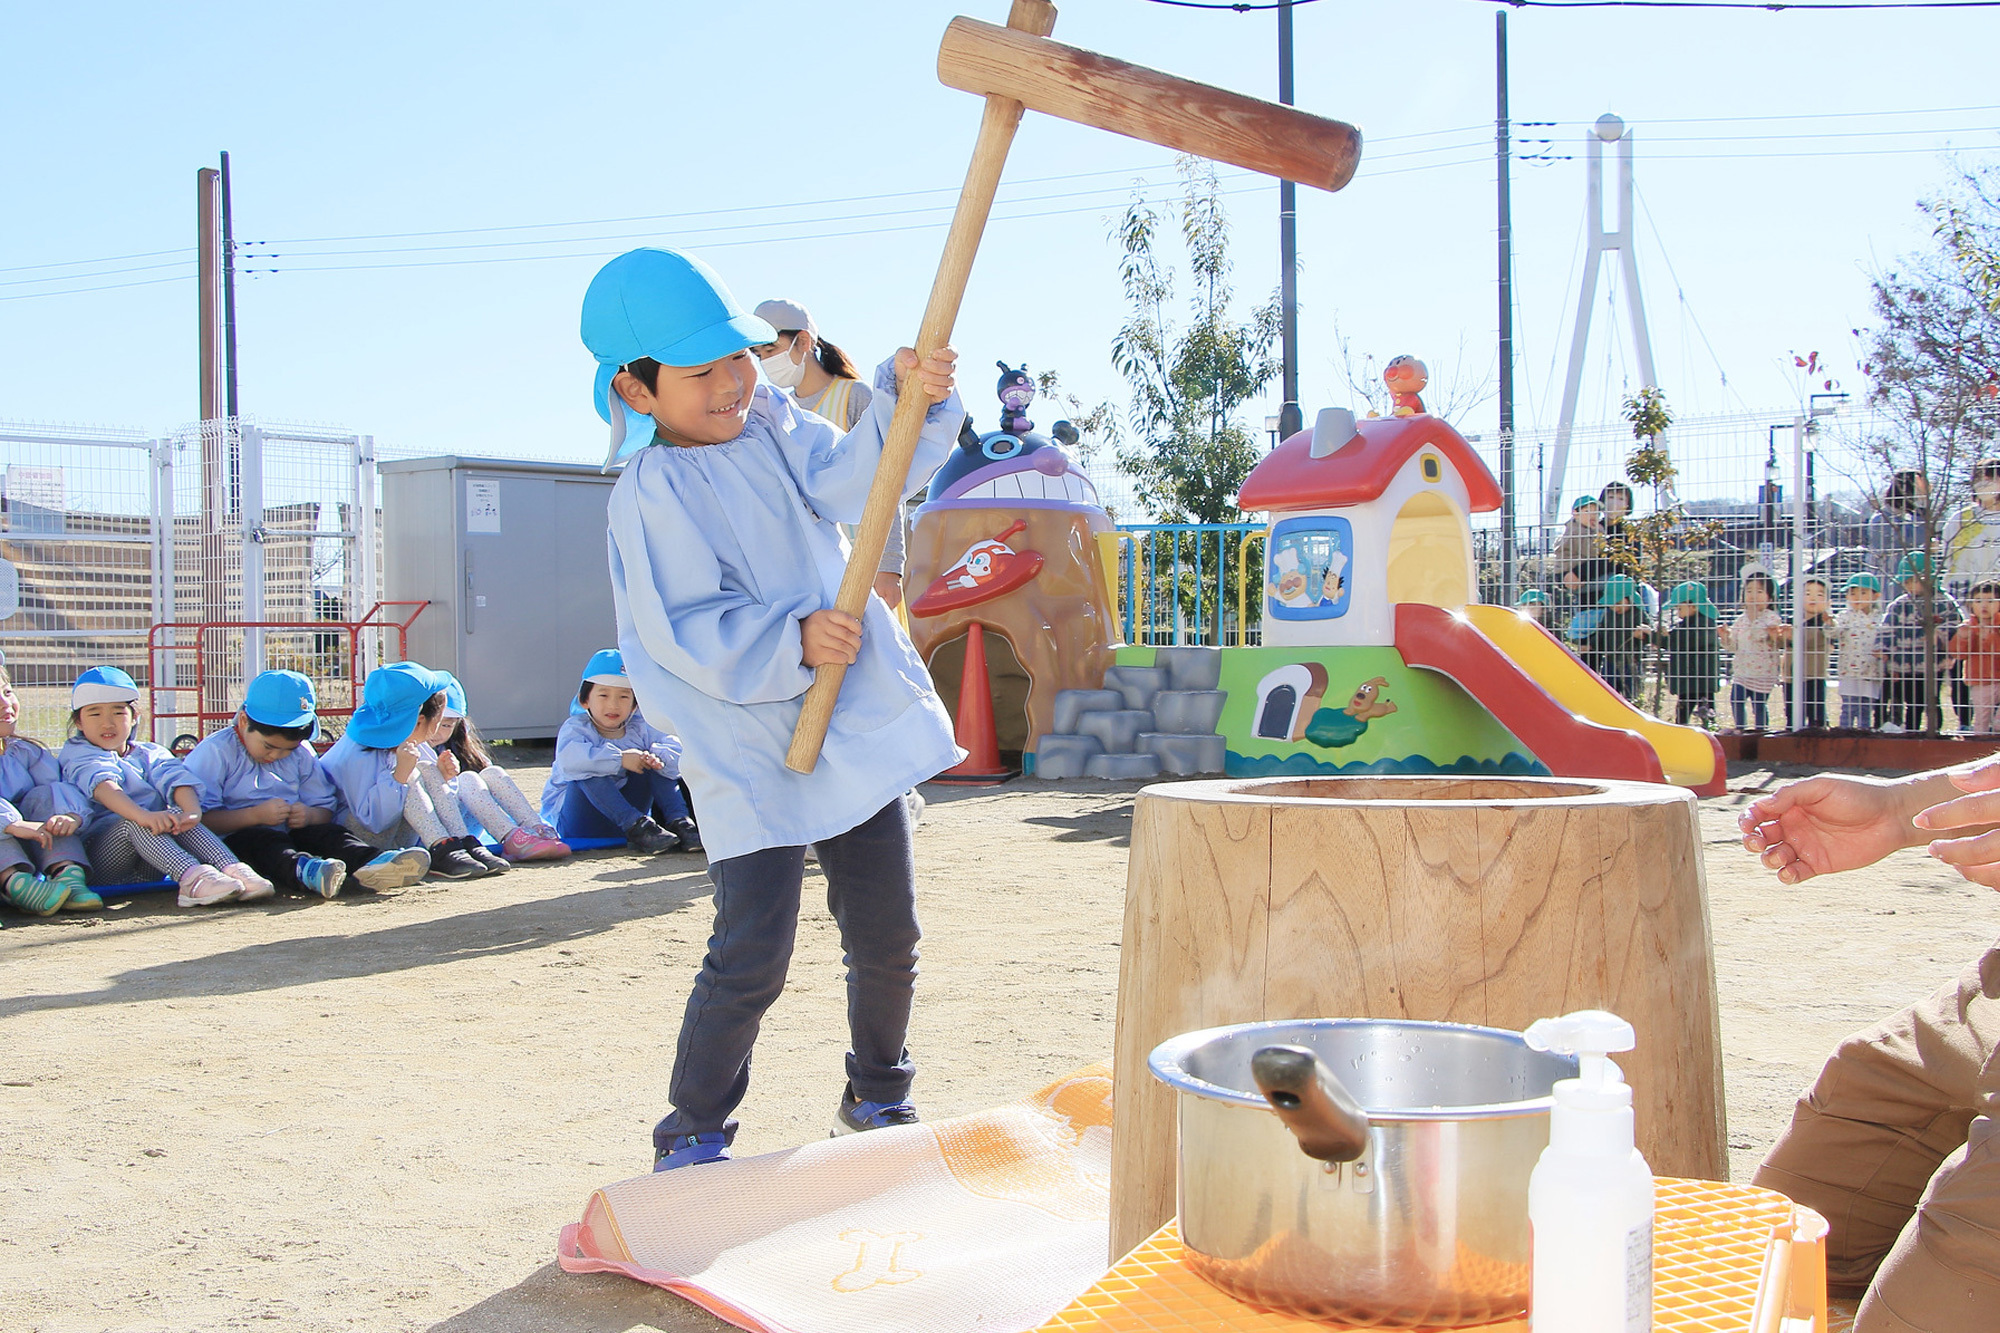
[58,736,204,839]
[183,726,343,828]
[317,734,408,835]
[606,381,964,862]
[540,711,684,824]
[0,737,89,827]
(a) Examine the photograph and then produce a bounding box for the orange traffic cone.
[933,621,1012,785]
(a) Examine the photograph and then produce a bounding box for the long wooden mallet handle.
[784,0,1057,775]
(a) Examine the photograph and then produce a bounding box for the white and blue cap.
[435,670,468,720]
[581,248,775,471]
[71,666,141,709]
[581,649,629,688]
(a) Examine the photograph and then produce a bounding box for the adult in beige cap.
[752,298,908,608]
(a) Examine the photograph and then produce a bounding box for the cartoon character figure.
[1303,677,1399,749]
[910,519,1045,616]
[1383,355,1428,417]
[996,361,1035,436]
[1318,549,1349,607]
[1268,547,1315,609]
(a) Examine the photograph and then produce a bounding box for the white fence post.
[241,422,266,677]
[356,433,378,673]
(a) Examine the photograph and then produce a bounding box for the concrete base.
[1079,708,1153,755]
[1031,733,1104,779]
[1138,732,1227,776]
[1719,730,1998,772]
[1085,752,1162,780]
[1154,645,1223,693]
[1152,689,1226,735]
[1103,666,1170,712]
[1052,689,1126,735]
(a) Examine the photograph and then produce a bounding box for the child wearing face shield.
[752,299,909,611]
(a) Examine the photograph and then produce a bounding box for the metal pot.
[1149,1018,1577,1328]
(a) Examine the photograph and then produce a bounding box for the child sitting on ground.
[1661,581,1721,727]
[541,650,699,855]
[1721,569,1783,731]
[1948,578,2000,734]
[57,666,268,908]
[1832,573,1886,730]
[0,662,94,916]
[183,669,429,898]
[416,673,569,862]
[320,661,495,881]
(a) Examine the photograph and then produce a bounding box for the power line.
[0,274,192,304]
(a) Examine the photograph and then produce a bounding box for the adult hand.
[1912,761,2000,889]
[893,345,958,405]
[873,572,904,610]
[801,609,862,668]
[1739,773,1924,884]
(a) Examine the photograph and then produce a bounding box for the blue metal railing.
[1114,522,1266,647]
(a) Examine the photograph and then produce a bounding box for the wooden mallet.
[784,0,1362,773]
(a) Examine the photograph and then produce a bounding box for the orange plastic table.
[1039,1178,1829,1333]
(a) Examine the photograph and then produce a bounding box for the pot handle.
[1250,1044,1372,1164]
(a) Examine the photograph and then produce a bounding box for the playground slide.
[1393,603,1724,796]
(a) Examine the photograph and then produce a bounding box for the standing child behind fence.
[0,663,94,917]
[416,673,569,862]
[1879,551,1962,733]
[1661,581,1721,727]
[58,667,271,908]
[541,650,699,854]
[320,661,494,881]
[1832,573,1886,730]
[1584,573,1648,701]
[1948,579,2000,734]
[1721,570,1783,731]
[1780,576,1833,730]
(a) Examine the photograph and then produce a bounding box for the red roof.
[1237,414,1503,514]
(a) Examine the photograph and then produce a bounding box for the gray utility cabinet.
[380,456,618,739]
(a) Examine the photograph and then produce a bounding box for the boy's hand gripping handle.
[784,0,1058,775]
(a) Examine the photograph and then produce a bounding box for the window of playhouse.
[1266,517,1353,621]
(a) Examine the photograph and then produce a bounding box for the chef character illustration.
[1318,547,1349,607]
[1268,546,1315,609]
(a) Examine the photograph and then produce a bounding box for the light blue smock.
[59,736,204,839]
[318,734,409,836]
[0,737,89,827]
[540,710,684,824]
[182,725,343,829]
[606,380,964,862]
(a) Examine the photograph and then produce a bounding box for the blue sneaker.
[293,854,346,899]
[653,1132,730,1171]
[832,1087,921,1137]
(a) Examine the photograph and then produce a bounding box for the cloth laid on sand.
[560,1066,1113,1333]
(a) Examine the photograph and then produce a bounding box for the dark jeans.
[1731,681,1771,731]
[653,798,919,1148]
[222,821,383,893]
[556,771,691,839]
[1786,677,1828,730]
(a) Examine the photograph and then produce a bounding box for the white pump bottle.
[1524,1009,1654,1333]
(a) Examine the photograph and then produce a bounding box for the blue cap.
[581,249,775,468]
[435,671,467,719]
[581,649,629,687]
[71,666,141,708]
[242,670,319,731]
[346,661,443,748]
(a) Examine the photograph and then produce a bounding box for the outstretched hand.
[1737,773,1921,884]
[1913,761,2000,889]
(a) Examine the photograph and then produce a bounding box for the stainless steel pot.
[1149,1018,1577,1328]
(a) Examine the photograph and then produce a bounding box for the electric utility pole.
[1496,11,1517,600]
[1276,0,1302,441]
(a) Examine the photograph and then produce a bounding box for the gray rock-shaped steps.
[1139,732,1227,776]
[1085,752,1162,780]
[1154,645,1223,692]
[1103,665,1170,711]
[1078,709,1154,754]
[1152,689,1226,735]
[1052,688,1125,735]
[1032,733,1103,779]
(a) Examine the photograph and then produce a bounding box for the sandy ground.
[3,755,1996,1333]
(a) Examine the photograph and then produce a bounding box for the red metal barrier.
[147,601,429,753]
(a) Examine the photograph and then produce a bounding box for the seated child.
[541,650,699,855]
[320,661,495,881]
[412,673,569,862]
[0,662,95,916]
[57,666,267,908]
[183,669,430,898]
[1661,581,1721,727]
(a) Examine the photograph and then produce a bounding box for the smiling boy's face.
[615,350,759,447]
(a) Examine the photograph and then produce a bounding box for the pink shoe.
[177,864,242,908]
[501,826,571,862]
[222,862,277,902]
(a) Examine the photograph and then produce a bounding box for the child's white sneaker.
[221,862,276,902]
[177,864,242,908]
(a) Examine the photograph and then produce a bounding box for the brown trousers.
[1753,940,2000,1332]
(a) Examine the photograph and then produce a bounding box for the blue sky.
[4,0,1997,487]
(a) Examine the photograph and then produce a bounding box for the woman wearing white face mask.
[752,299,907,608]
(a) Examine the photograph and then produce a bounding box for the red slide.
[1394,603,1667,786]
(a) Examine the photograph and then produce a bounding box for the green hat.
[1664,580,1718,617]
[1599,573,1641,607]
[1845,572,1881,592]
[1894,550,1931,581]
[1571,495,1601,512]
[1516,588,1549,605]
